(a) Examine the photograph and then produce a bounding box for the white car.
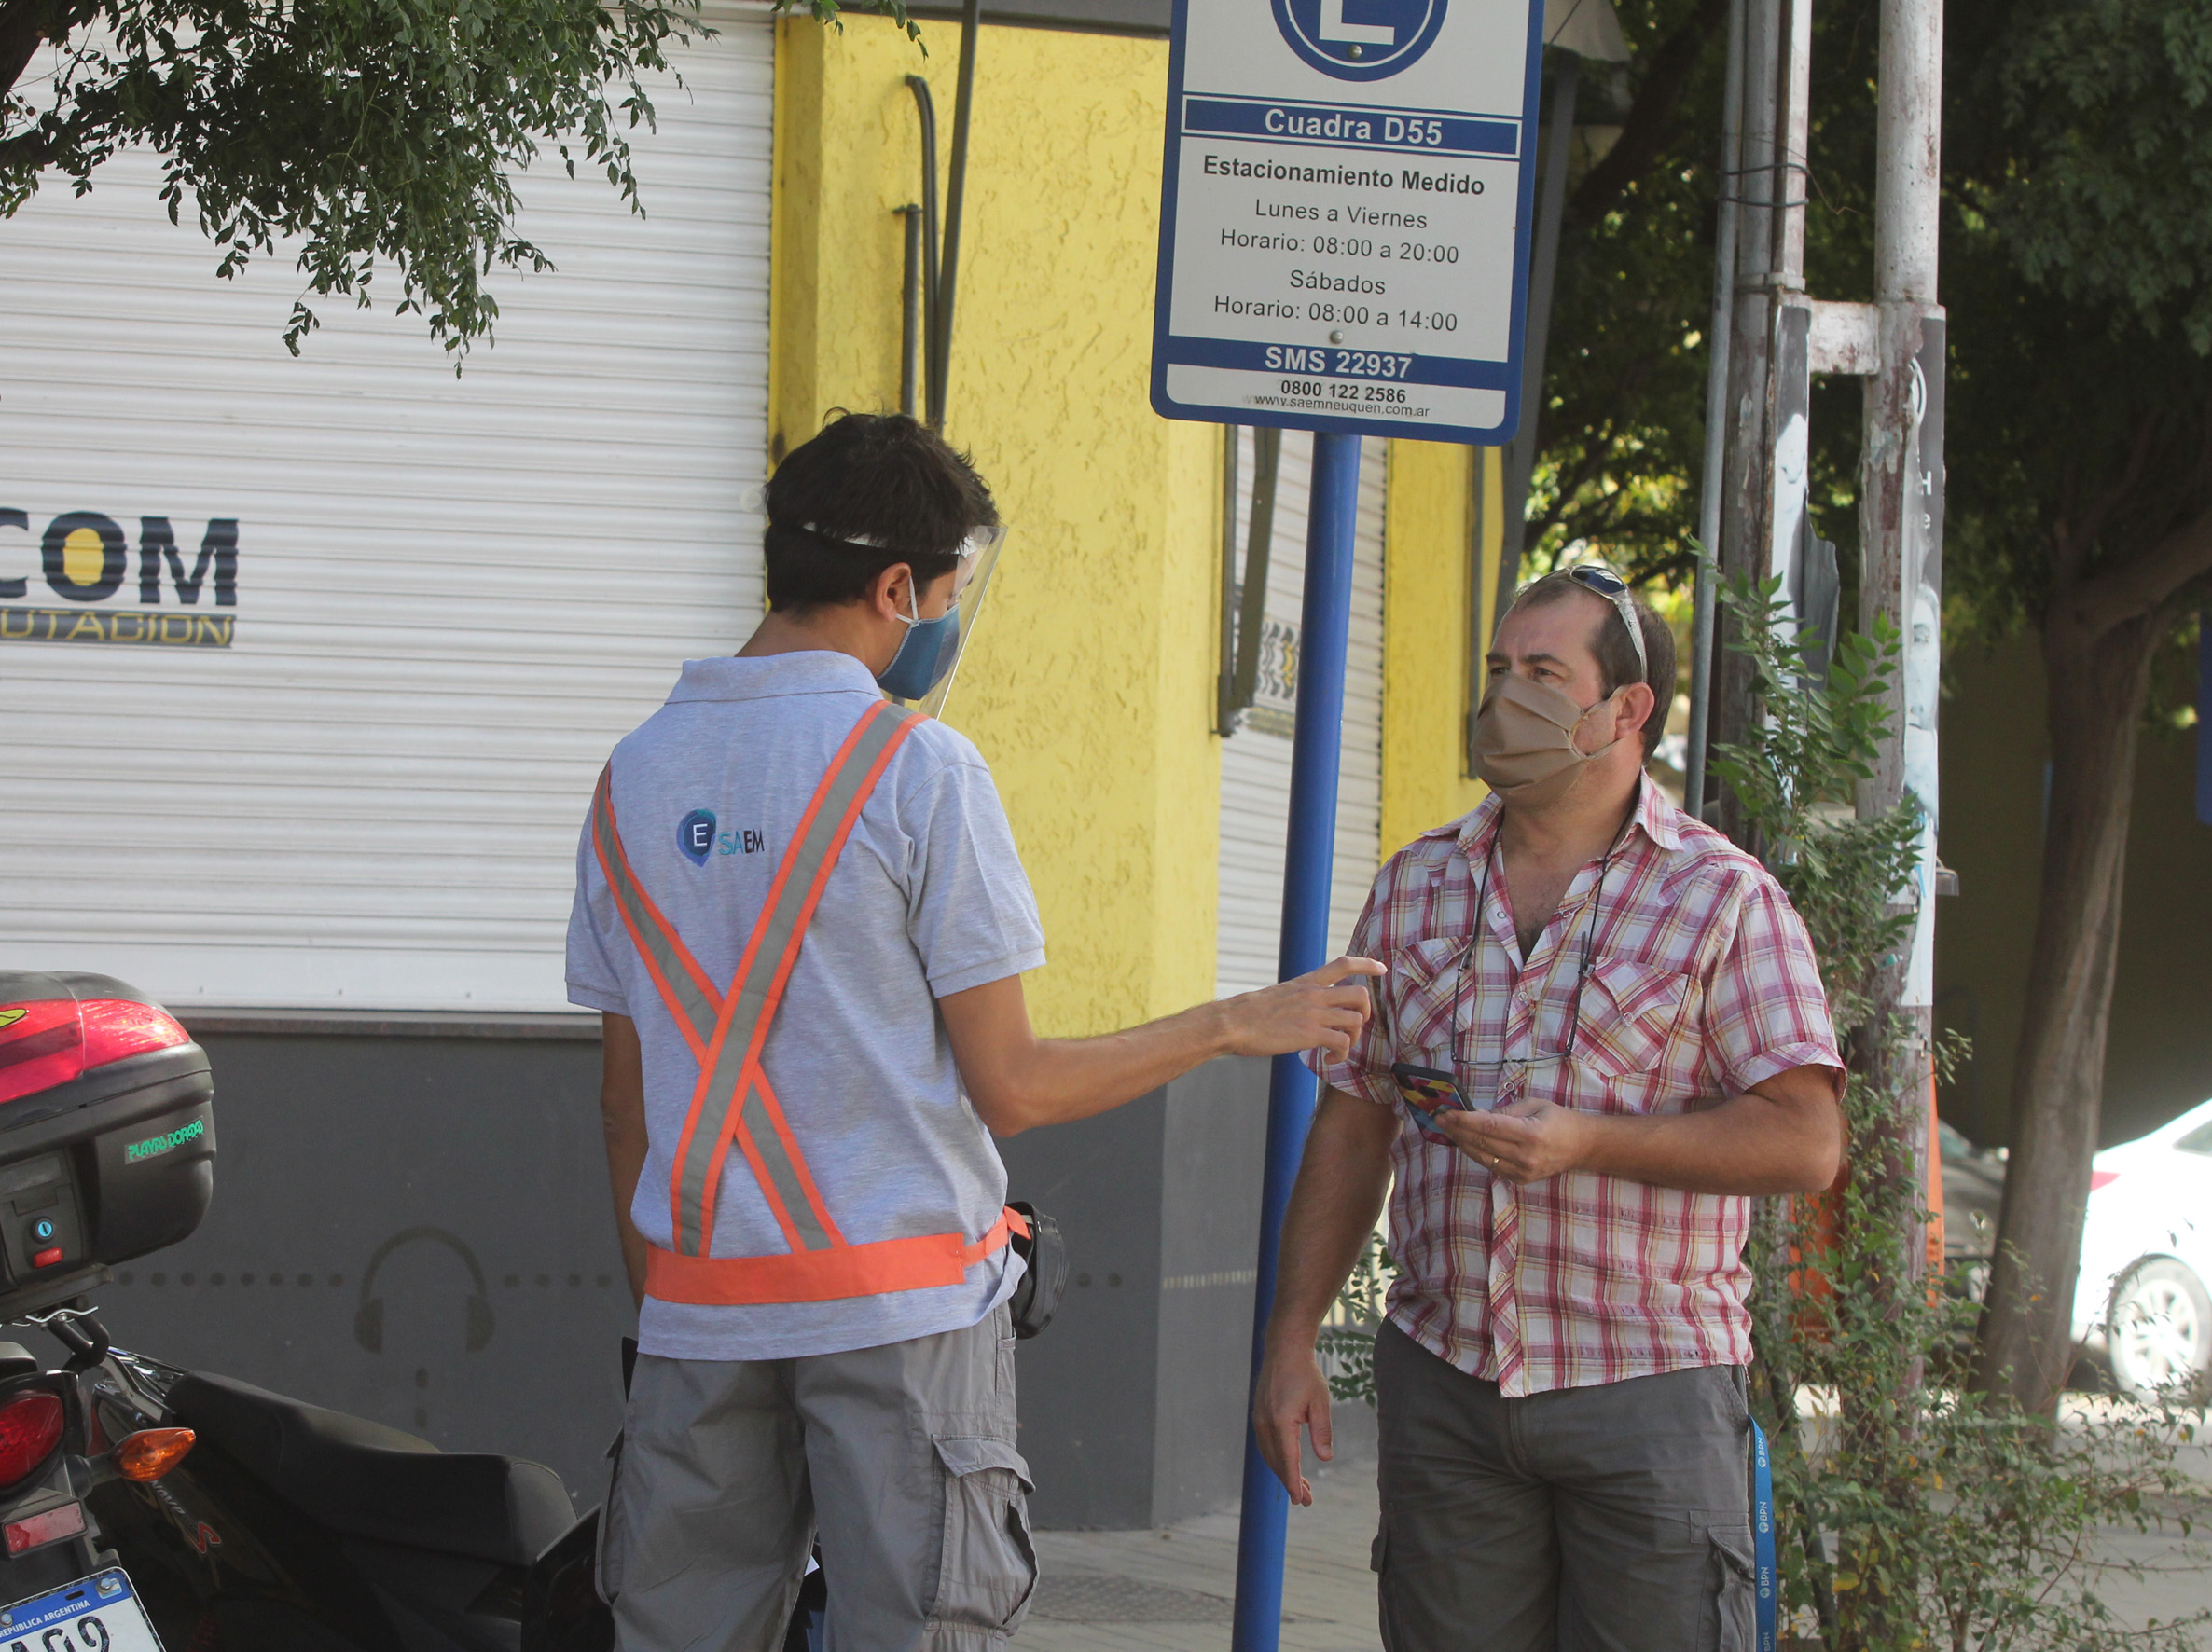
[2071,1095,2212,1396]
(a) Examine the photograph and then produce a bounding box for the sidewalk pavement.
[1016,1394,2211,1650]
[1019,1456,1383,1652]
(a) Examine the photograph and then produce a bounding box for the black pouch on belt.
[1006,1201,1068,1340]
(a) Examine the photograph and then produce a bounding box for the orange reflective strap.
[589,769,725,1061]
[646,1205,1029,1307]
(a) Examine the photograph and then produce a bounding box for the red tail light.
[0,1002,80,1107]
[2090,1169,2120,1192]
[0,998,188,1107]
[79,999,189,1068]
[0,1392,65,1487]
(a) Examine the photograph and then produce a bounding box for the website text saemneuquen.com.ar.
[1248,394,1434,417]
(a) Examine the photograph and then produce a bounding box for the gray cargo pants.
[601,1304,1035,1652]
[1372,1320,1756,1652]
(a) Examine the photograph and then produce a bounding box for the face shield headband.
[778,520,1008,713]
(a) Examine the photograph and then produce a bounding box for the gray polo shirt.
[567,652,1045,1361]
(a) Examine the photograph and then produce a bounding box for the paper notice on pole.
[1152,0,1549,443]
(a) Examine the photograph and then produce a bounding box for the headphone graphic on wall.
[353,1225,496,1355]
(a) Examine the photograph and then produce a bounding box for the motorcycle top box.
[0,973,214,1319]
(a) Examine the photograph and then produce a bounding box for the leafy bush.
[1716,572,2208,1651]
[1319,1232,1394,1408]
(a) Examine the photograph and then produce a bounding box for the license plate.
[0,1569,162,1650]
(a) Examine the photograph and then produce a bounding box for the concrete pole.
[1497,52,1582,599]
[1710,0,1782,844]
[1858,0,1944,1283]
[1762,0,1815,652]
[1774,0,1811,284]
[1682,0,1746,821]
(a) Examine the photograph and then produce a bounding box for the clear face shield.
[906,523,1007,723]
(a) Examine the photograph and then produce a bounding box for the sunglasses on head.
[1565,564,1649,685]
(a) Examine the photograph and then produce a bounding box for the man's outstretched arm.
[1251,1085,1399,1506]
[938,957,1384,1136]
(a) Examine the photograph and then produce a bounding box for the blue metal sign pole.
[1149,0,1548,1639]
[1229,430,1362,1652]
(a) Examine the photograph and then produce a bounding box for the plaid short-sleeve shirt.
[1307,780,1842,1397]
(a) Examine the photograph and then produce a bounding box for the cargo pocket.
[594,1428,626,1605]
[1701,1517,1757,1652]
[1372,1524,1408,1652]
[929,1436,1038,1641]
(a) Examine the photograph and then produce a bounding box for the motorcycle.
[0,971,610,1651]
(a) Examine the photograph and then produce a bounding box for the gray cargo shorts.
[601,1303,1035,1652]
[1372,1320,1757,1652]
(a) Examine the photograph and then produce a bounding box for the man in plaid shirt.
[1255,571,1844,1651]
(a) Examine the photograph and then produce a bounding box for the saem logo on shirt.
[678,809,716,866]
[677,809,766,863]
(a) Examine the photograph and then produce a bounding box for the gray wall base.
[71,1031,1287,1532]
[79,1030,628,1510]
[1001,1054,1275,1530]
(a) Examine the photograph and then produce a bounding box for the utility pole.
[1708,0,1783,842]
[1858,0,1946,1294]
[1681,0,1745,823]
[1496,50,1581,613]
[1692,0,1944,1270]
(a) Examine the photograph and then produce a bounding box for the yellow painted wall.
[770,17,1221,1035]
[1378,442,1500,854]
[773,17,1499,1021]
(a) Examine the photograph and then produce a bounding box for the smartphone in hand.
[1390,1062,1473,1142]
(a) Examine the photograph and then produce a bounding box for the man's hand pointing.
[1221,956,1387,1062]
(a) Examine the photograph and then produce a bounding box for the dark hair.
[1509,571,1677,762]
[762,411,999,612]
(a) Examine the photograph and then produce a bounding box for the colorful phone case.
[1391,1061,1472,1140]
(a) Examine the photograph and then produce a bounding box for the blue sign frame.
[1151,0,1550,444]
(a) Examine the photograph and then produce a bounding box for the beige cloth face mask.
[1472,674,1626,807]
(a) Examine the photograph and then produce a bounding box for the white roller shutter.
[0,9,774,1013]
[1215,433,1386,998]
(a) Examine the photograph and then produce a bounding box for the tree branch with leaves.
[0,0,918,356]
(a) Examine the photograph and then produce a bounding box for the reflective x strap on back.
[666,698,920,1257]
[595,697,918,1254]
[592,699,1026,1305]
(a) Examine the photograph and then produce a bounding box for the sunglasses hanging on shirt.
[1448,780,1641,1104]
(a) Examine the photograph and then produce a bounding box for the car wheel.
[2107,1259,2212,1397]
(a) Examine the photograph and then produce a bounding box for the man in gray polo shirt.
[569,412,1379,1652]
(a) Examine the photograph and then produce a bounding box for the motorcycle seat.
[166,1371,575,1567]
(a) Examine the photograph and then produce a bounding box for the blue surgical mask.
[877,585,962,701]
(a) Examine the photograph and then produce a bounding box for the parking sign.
[1152,0,1548,443]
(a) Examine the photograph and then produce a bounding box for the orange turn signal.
[114,1428,195,1482]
